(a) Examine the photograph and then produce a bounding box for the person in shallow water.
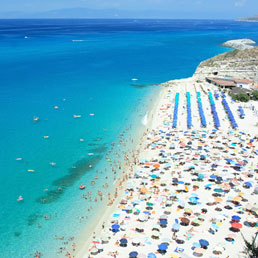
[17,195,23,202]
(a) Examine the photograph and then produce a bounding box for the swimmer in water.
[17,195,23,202]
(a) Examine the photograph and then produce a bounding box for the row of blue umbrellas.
[197,92,207,127]
[221,95,238,129]
[186,92,192,128]
[208,91,221,128]
[172,93,180,128]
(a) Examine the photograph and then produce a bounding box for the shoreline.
[75,86,167,258]
[81,75,258,258]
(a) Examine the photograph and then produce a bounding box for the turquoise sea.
[0,19,258,257]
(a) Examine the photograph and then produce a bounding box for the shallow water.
[0,19,258,257]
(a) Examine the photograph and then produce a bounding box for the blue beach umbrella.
[160,220,168,225]
[158,243,168,250]
[210,175,217,179]
[129,251,138,258]
[199,239,209,247]
[193,242,201,248]
[211,224,219,230]
[112,224,120,230]
[214,188,223,193]
[172,223,180,231]
[120,238,128,244]
[189,197,198,204]
[232,215,241,221]
[244,182,252,187]
[147,253,157,258]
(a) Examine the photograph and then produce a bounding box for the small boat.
[28,169,35,172]
[89,113,95,116]
[33,117,40,121]
[49,162,56,166]
[54,106,59,109]
[131,78,138,81]
[79,185,86,190]
[16,158,23,161]
[73,115,81,118]
[43,136,49,139]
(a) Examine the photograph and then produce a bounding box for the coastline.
[75,85,167,258]
[80,74,258,257]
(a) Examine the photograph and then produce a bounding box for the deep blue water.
[0,19,258,257]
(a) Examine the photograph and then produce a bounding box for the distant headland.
[237,14,258,22]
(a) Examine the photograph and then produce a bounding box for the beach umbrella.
[172,223,180,231]
[199,239,209,247]
[211,223,219,230]
[214,188,223,193]
[147,253,157,258]
[184,208,192,214]
[111,224,120,230]
[160,220,168,225]
[129,251,138,258]
[189,197,198,204]
[158,243,168,250]
[181,217,190,225]
[232,215,241,221]
[120,238,128,244]
[153,163,160,169]
[244,182,252,188]
[231,222,242,229]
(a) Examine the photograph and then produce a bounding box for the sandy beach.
[78,77,258,258]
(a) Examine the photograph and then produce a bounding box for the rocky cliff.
[222,39,256,50]
[193,46,258,84]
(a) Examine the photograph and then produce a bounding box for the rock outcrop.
[222,39,256,50]
[193,47,258,84]
[237,14,258,22]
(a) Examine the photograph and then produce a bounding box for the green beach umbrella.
[184,208,192,213]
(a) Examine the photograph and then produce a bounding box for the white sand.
[80,77,258,258]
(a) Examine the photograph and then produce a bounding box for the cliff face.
[193,47,258,84]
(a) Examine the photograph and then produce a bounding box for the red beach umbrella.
[231,222,242,229]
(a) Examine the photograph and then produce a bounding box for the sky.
[0,0,257,18]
